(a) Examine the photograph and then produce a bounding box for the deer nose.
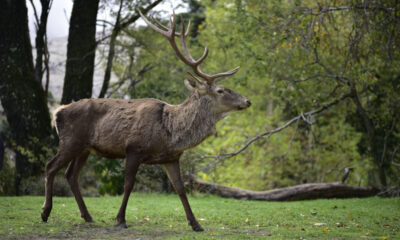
[246,100,251,107]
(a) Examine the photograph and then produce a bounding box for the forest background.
[0,0,399,196]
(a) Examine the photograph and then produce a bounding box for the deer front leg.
[163,162,204,232]
[65,150,93,222]
[115,153,141,228]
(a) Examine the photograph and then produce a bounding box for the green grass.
[0,194,399,239]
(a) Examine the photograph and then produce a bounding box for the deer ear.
[184,79,195,91]
[185,72,208,93]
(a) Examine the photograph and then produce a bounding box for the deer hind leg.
[163,162,204,232]
[115,153,141,228]
[65,150,92,222]
[41,150,76,222]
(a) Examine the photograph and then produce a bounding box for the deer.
[41,10,251,232]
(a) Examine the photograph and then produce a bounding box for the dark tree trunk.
[32,0,52,86]
[187,175,379,201]
[350,85,387,187]
[61,0,100,104]
[0,138,4,171]
[0,0,52,195]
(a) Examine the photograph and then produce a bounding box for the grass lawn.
[0,194,399,239]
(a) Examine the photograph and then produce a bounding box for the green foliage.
[107,0,399,192]
[0,196,399,239]
[184,0,400,188]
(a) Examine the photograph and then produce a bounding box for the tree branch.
[195,92,352,172]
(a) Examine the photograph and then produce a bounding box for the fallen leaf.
[301,228,305,231]
[348,215,353,220]
[314,223,326,226]
[322,228,329,232]
[381,237,387,240]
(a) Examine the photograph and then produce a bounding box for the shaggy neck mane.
[163,91,219,151]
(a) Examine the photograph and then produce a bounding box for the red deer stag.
[41,10,251,232]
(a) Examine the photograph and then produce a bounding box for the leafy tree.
[193,0,400,188]
[98,0,163,98]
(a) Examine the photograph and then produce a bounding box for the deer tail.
[52,104,70,135]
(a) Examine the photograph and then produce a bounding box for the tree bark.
[61,0,100,104]
[187,175,379,201]
[350,84,386,187]
[31,0,52,86]
[0,138,4,171]
[0,0,52,195]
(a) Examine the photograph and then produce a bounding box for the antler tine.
[152,16,169,32]
[169,14,177,38]
[139,10,239,84]
[185,20,191,37]
[186,71,202,83]
[151,15,186,38]
[209,66,240,79]
[138,10,169,38]
[179,15,194,62]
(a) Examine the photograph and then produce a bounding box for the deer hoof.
[115,222,128,229]
[192,224,204,232]
[84,217,94,223]
[41,213,48,222]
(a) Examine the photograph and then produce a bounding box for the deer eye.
[217,89,224,94]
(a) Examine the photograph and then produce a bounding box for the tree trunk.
[350,85,386,187]
[186,175,379,201]
[61,0,100,104]
[0,0,52,195]
[32,0,51,86]
[0,138,4,171]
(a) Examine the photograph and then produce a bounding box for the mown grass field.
[0,194,399,239]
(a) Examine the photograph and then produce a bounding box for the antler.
[139,10,239,84]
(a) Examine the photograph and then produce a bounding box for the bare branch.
[29,0,40,31]
[195,92,352,171]
[97,19,115,26]
[296,5,396,16]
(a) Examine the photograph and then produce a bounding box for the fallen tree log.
[186,174,379,201]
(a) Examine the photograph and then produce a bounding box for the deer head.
[138,10,251,115]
